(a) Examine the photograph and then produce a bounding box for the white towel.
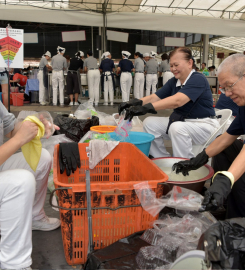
[87,140,119,169]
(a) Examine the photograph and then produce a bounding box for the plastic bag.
[97,111,117,126]
[54,115,99,142]
[113,111,132,141]
[79,131,111,143]
[113,113,143,132]
[198,218,245,270]
[167,186,203,211]
[16,110,55,139]
[134,181,168,217]
[74,101,98,119]
[136,245,172,270]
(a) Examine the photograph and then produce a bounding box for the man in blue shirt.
[99,51,115,106]
[173,53,245,219]
[216,93,239,116]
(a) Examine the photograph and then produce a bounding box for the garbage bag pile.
[136,211,216,269]
[54,115,99,142]
[198,217,245,270]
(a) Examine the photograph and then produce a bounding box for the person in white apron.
[119,47,219,159]
[117,51,134,102]
[38,51,51,106]
[51,46,67,106]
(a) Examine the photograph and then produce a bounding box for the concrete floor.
[9,98,172,270]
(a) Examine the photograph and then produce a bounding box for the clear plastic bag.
[33,111,55,139]
[17,110,55,139]
[167,186,203,211]
[136,246,172,270]
[134,182,168,217]
[114,111,132,140]
[74,101,98,119]
[97,111,117,126]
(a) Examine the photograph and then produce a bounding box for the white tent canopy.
[0,0,245,37]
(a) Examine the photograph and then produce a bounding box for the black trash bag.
[54,115,99,142]
[198,218,245,270]
[84,231,150,270]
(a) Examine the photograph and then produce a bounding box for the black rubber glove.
[124,103,157,121]
[118,98,143,115]
[172,149,209,176]
[199,174,232,212]
[59,143,81,176]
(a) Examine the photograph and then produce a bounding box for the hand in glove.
[59,143,81,176]
[172,149,209,176]
[199,172,233,212]
[118,98,143,115]
[124,103,157,121]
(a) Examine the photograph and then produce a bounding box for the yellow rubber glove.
[21,116,45,171]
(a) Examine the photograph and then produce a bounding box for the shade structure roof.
[1,0,245,37]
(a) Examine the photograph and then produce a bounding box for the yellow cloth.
[21,116,45,172]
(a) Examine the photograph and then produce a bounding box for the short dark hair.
[202,62,206,66]
[161,53,169,61]
[87,51,93,56]
[169,47,196,69]
[134,52,143,59]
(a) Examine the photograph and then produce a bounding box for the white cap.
[143,53,150,57]
[75,51,84,58]
[150,51,157,58]
[122,51,131,58]
[57,46,66,54]
[101,53,105,59]
[44,51,51,58]
[104,51,111,58]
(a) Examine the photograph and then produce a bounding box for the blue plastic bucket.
[0,93,2,103]
[109,131,155,156]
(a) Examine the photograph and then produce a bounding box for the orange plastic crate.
[53,143,168,265]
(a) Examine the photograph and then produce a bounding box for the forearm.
[0,137,22,165]
[6,122,22,138]
[141,94,160,105]
[205,132,238,158]
[228,144,245,182]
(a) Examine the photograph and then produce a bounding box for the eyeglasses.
[220,74,245,94]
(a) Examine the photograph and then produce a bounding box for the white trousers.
[120,72,132,102]
[87,70,100,104]
[52,70,64,105]
[146,74,158,96]
[134,73,144,99]
[38,70,45,103]
[103,72,114,103]
[143,116,219,158]
[0,149,51,269]
[162,71,174,86]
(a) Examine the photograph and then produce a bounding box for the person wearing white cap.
[66,51,84,106]
[143,53,150,63]
[38,51,51,106]
[117,51,134,102]
[84,51,100,106]
[145,51,159,96]
[99,51,115,106]
[51,46,67,106]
